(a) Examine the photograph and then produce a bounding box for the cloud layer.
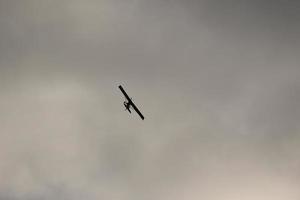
[0,0,300,199]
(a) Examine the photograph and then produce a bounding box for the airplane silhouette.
[118,85,144,120]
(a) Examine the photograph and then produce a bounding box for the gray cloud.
[0,0,300,199]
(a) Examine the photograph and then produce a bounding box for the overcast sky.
[0,0,300,199]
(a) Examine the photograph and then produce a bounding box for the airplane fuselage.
[124,101,131,113]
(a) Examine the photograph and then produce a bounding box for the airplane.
[118,85,145,120]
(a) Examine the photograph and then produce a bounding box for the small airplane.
[118,85,144,120]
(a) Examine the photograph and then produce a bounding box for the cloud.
[0,0,299,199]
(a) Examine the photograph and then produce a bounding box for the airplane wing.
[130,101,145,120]
[118,85,131,100]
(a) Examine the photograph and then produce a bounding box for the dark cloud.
[180,0,300,37]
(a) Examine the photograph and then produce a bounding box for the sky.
[0,0,300,199]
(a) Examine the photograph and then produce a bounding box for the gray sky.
[0,0,300,199]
